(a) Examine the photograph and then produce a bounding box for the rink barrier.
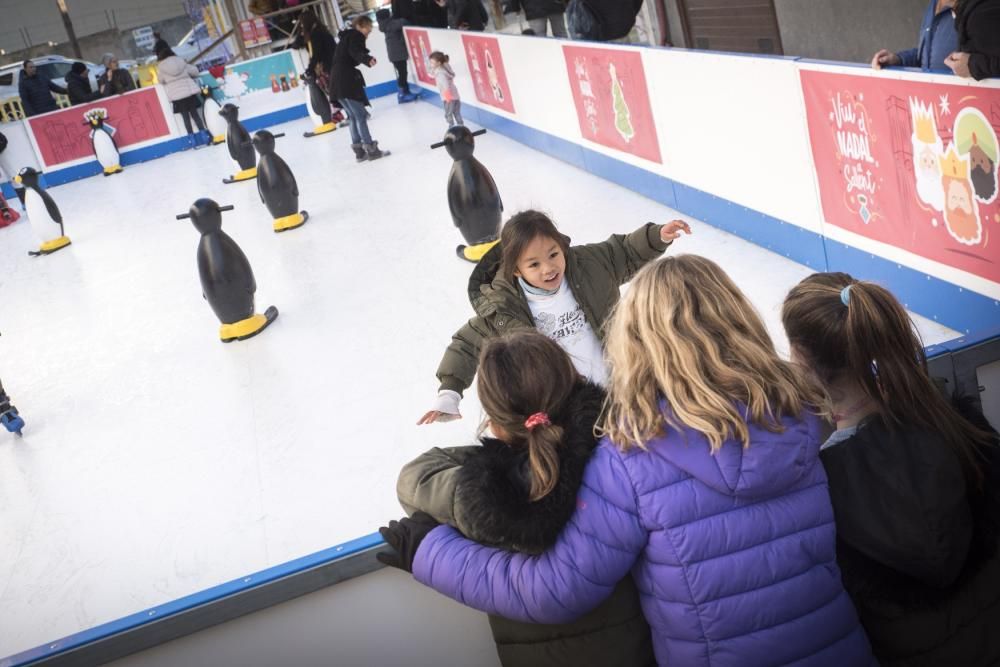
[4,327,997,666]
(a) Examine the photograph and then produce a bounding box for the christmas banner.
[801,70,1000,283]
[28,88,170,168]
[461,34,515,114]
[199,50,299,101]
[562,45,661,164]
[405,29,436,86]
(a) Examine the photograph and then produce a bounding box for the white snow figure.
[909,98,944,212]
[222,69,248,99]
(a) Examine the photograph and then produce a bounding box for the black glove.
[376,511,440,573]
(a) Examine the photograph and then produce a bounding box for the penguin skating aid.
[200,87,228,145]
[14,168,71,256]
[177,200,278,342]
[84,108,123,176]
[252,130,309,233]
[219,103,258,184]
[302,72,337,138]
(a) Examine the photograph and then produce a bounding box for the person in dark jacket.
[503,0,567,37]
[413,0,449,26]
[299,12,344,122]
[946,0,1000,79]
[435,0,488,30]
[330,17,385,162]
[65,62,99,105]
[395,332,654,667]
[871,0,957,71]
[97,54,136,96]
[782,272,1000,667]
[567,0,643,41]
[17,61,67,117]
[376,8,417,102]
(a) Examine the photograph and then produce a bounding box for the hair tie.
[524,412,551,431]
[840,285,852,307]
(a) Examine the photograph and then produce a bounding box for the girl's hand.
[660,219,692,243]
[417,389,462,425]
[417,410,462,425]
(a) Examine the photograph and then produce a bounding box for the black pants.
[180,108,206,135]
[393,60,410,93]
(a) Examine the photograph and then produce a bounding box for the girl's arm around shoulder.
[577,220,691,286]
[397,446,480,525]
[411,442,646,624]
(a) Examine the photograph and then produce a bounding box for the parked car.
[0,55,103,101]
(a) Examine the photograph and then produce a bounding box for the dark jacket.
[305,25,337,76]
[398,382,655,667]
[436,223,669,395]
[329,28,373,104]
[378,15,411,63]
[574,0,643,41]
[821,396,1000,666]
[446,0,489,30]
[896,0,958,71]
[412,0,450,27]
[66,70,99,105]
[954,0,1000,80]
[503,0,565,20]
[18,71,66,116]
[99,68,136,96]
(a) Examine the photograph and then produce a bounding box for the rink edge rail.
[2,327,997,666]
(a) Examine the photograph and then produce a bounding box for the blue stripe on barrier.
[1,533,385,667]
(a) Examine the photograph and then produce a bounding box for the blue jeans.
[339,98,372,145]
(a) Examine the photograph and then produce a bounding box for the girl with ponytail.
[782,272,1000,666]
[393,331,652,667]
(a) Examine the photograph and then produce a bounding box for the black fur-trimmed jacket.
[397,381,654,667]
[820,395,1000,667]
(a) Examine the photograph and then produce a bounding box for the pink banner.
[28,88,171,168]
[562,45,661,164]
[461,34,515,114]
[405,29,435,86]
[801,70,1000,283]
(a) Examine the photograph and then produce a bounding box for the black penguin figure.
[178,199,278,342]
[14,167,71,257]
[253,130,308,233]
[220,104,257,183]
[440,127,502,263]
[302,72,335,138]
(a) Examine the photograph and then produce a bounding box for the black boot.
[351,143,366,162]
[363,142,385,161]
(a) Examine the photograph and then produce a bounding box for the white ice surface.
[0,97,959,657]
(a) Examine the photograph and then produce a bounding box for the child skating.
[429,51,462,127]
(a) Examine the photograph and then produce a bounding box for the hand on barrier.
[377,512,441,573]
[944,51,971,78]
[660,219,692,243]
[871,49,902,70]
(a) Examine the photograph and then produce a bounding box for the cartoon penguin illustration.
[302,71,336,138]
[219,103,257,183]
[200,86,227,145]
[176,199,278,342]
[84,109,123,176]
[13,167,71,257]
[253,130,308,232]
[431,127,502,263]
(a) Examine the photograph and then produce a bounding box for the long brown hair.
[601,255,825,450]
[499,210,571,283]
[477,332,579,501]
[782,272,989,485]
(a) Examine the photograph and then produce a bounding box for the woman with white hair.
[97,53,136,96]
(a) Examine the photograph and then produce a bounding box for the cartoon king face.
[940,145,982,246]
[909,98,944,212]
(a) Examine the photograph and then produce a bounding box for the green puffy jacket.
[436,222,670,395]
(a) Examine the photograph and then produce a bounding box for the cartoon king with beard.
[910,98,945,212]
[940,144,982,246]
[954,108,998,204]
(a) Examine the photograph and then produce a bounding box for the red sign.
[253,17,271,45]
[461,35,515,114]
[405,28,435,86]
[801,70,1000,283]
[28,88,171,168]
[239,20,258,48]
[562,45,661,164]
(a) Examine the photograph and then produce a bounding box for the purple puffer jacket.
[414,411,876,666]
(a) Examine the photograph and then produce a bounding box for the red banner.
[239,20,258,48]
[461,34,515,114]
[405,29,435,86]
[562,45,661,164]
[801,70,1000,283]
[28,88,171,168]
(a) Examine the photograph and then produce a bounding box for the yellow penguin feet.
[102,165,123,176]
[307,122,336,137]
[30,236,72,256]
[223,167,258,184]
[273,211,309,233]
[457,240,499,263]
[219,306,279,343]
[211,135,226,145]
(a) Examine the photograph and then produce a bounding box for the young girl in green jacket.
[418,209,690,424]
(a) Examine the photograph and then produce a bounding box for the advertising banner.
[461,34,515,114]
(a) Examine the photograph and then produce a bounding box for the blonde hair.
[600,255,825,451]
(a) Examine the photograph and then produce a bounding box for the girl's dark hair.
[499,210,571,283]
[477,332,579,501]
[782,272,990,486]
[156,47,175,61]
[428,50,449,63]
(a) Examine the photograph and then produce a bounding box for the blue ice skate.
[1,406,24,436]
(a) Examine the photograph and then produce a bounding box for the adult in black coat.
[17,61,67,116]
[329,17,385,161]
[97,54,136,96]
[300,12,337,77]
[435,0,488,31]
[946,0,1000,80]
[412,0,449,27]
[568,0,643,41]
[65,62,100,106]
[503,0,567,37]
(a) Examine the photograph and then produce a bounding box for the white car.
[0,56,105,101]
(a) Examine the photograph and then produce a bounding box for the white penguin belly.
[25,190,59,242]
[93,130,120,169]
[205,98,227,137]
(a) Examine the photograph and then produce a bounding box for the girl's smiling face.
[514,235,566,291]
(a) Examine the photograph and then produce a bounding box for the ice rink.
[0,96,959,657]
